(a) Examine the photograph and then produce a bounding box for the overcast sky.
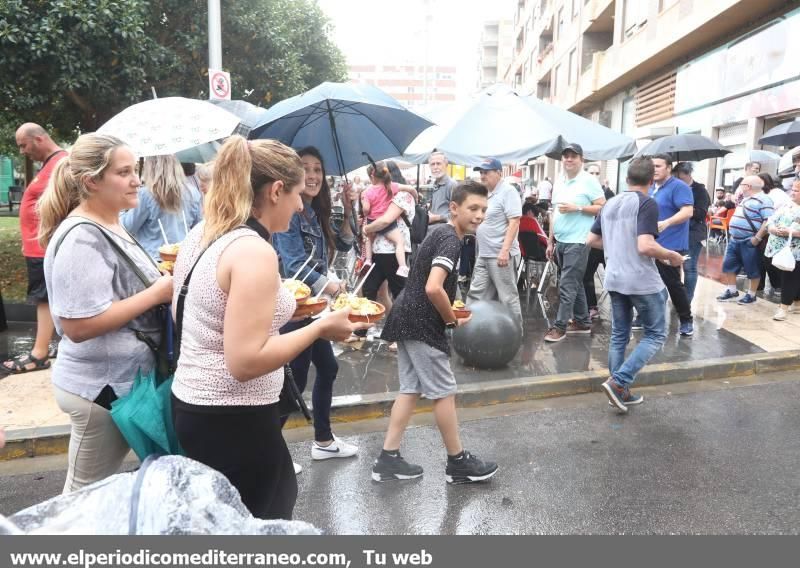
[317,0,515,98]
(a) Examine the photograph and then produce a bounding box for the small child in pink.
[362,162,416,277]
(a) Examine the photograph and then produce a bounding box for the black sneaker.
[372,451,424,482]
[445,451,498,485]
[631,317,643,331]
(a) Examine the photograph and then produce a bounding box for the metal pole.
[324,100,347,178]
[208,0,222,70]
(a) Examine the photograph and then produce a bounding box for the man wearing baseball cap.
[466,158,523,325]
[545,143,606,342]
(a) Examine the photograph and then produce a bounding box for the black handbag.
[53,221,176,381]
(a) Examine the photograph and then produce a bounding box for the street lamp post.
[208,0,222,70]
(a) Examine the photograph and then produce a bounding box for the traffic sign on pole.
[209,68,231,100]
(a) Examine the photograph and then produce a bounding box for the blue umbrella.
[250,82,434,175]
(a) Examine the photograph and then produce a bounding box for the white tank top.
[171,223,294,406]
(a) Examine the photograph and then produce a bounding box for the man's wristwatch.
[578,206,584,213]
[445,320,458,330]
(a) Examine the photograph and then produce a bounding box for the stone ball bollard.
[452,300,521,369]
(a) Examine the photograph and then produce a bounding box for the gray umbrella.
[402,84,636,165]
[174,140,222,164]
[175,100,268,163]
[209,99,268,132]
[758,118,800,147]
[634,134,731,161]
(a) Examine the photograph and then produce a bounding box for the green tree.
[0,0,347,141]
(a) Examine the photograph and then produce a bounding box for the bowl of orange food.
[293,297,329,319]
[282,279,312,303]
[332,295,385,323]
[158,260,175,274]
[452,300,471,319]
[158,243,181,262]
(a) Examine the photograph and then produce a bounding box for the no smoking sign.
[209,68,231,100]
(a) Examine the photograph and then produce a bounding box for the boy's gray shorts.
[397,340,457,399]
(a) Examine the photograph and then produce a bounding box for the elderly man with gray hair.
[716,175,774,305]
[427,151,457,225]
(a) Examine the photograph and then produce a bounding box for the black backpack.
[400,204,429,244]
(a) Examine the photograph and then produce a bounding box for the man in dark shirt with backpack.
[374,180,498,485]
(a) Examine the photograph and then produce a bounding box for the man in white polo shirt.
[467,157,523,326]
[544,143,606,342]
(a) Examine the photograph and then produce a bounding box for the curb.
[3,350,800,461]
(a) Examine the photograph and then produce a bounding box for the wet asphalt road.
[2,375,799,534]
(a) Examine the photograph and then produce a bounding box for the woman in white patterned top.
[170,136,361,520]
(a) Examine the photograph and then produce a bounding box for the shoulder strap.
[174,225,250,344]
[54,220,153,287]
[740,197,763,235]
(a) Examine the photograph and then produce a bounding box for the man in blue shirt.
[648,153,694,336]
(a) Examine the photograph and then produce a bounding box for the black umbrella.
[758,118,800,147]
[634,134,731,161]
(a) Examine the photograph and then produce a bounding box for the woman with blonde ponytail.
[120,154,203,260]
[40,133,174,493]
[169,136,367,520]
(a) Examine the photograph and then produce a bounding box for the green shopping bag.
[111,370,183,460]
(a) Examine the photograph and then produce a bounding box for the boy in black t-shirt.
[374,180,499,484]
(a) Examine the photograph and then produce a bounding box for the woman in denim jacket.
[272,146,359,471]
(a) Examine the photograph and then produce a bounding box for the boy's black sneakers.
[372,451,424,482]
[445,451,498,485]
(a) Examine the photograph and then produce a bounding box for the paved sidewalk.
[1,275,798,440]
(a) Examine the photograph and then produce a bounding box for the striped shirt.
[729,192,774,240]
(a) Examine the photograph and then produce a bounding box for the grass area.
[0,216,27,302]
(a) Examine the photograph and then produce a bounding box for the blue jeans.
[609,289,668,388]
[281,319,338,442]
[684,241,703,303]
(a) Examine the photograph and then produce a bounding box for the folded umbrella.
[634,133,731,162]
[111,370,183,459]
[250,82,433,175]
[758,118,800,147]
[98,97,240,158]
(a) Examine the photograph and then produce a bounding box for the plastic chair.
[517,231,553,302]
[707,208,733,255]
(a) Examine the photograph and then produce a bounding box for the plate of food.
[452,300,471,319]
[293,297,329,319]
[332,295,385,323]
[158,243,181,262]
[158,260,175,274]
[282,279,311,303]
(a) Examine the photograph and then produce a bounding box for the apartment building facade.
[478,20,515,89]
[504,0,799,191]
[348,64,458,110]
